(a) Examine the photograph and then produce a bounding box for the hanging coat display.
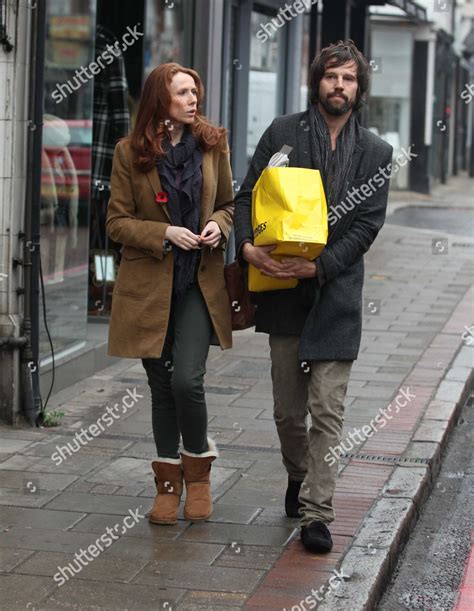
[91,24,130,198]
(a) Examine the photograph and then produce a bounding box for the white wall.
[418,0,453,34]
[0,0,33,422]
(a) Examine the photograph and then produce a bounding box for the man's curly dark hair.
[309,39,370,111]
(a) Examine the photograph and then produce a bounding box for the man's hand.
[200,221,222,248]
[165,226,201,250]
[272,256,317,279]
[242,243,286,277]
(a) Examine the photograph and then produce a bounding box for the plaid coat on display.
[92,25,130,199]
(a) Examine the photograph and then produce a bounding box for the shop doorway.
[87,0,194,319]
[87,0,145,318]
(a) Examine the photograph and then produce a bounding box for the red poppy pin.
[155,191,168,204]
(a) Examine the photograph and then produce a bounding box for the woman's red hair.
[125,62,227,173]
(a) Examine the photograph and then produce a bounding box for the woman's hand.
[200,221,222,248]
[165,226,202,250]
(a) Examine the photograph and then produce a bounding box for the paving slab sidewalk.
[0,184,473,610]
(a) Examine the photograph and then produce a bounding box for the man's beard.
[320,94,355,116]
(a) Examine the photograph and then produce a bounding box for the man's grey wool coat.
[233,108,394,361]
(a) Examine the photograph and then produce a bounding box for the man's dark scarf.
[309,104,358,216]
[156,129,203,296]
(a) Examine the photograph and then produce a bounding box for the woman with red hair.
[106,63,234,526]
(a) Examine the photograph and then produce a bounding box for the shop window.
[144,0,194,78]
[369,27,413,189]
[221,2,239,137]
[246,9,285,162]
[40,0,96,358]
[299,11,311,111]
[368,96,409,189]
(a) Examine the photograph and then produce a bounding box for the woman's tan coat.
[106,139,234,358]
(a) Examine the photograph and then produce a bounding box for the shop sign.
[49,15,92,40]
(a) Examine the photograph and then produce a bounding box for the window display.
[40,0,96,358]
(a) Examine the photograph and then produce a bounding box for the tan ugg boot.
[181,439,218,522]
[148,458,183,525]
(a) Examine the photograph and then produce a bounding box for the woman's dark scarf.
[309,104,358,215]
[156,128,203,296]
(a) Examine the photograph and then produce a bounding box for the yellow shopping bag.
[249,167,328,292]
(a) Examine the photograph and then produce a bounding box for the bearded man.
[234,40,393,553]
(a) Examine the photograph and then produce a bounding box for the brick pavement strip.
[455,532,474,611]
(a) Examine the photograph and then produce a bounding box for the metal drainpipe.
[21,0,47,425]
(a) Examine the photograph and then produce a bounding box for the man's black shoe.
[285,478,303,518]
[301,521,333,553]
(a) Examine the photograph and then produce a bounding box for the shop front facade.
[2,0,469,422]
[368,1,470,193]
[35,0,314,407]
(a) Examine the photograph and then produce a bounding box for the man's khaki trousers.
[269,335,353,525]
